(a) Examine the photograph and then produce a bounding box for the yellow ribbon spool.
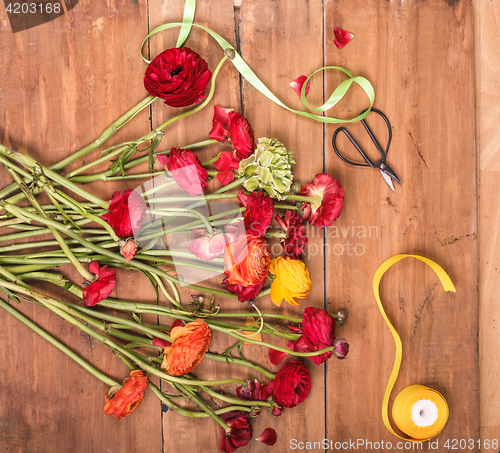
[373,254,456,442]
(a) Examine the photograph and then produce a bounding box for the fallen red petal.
[289,75,311,97]
[257,428,277,446]
[333,27,354,49]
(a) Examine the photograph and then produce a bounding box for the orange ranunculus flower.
[223,234,271,298]
[104,370,148,420]
[269,256,311,307]
[161,318,211,376]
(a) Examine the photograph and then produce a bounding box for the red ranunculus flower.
[101,189,146,238]
[220,411,253,453]
[228,112,256,159]
[223,234,271,302]
[272,361,311,408]
[82,261,117,307]
[104,370,148,420]
[237,190,274,238]
[275,210,308,258]
[144,47,212,107]
[209,106,256,159]
[158,148,208,196]
[289,307,336,365]
[298,174,344,228]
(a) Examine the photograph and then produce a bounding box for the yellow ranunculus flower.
[269,256,311,307]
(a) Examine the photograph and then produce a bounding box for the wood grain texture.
[324,0,478,451]
[0,1,162,452]
[475,0,500,445]
[239,0,328,450]
[0,0,485,451]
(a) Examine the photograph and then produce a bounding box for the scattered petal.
[333,28,354,49]
[257,428,277,446]
[289,75,311,97]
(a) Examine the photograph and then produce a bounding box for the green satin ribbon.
[144,0,375,124]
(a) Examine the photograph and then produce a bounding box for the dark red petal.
[268,348,287,366]
[289,75,311,97]
[257,428,277,446]
[152,337,169,348]
[333,28,354,49]
[171,319,185,330]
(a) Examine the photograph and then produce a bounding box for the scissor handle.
[359,108,392,160]
[332,108,393,168]
[332,127,374,167]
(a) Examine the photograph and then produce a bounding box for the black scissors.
[332,108,402,191]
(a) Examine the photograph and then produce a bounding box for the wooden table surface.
[0,0,498,452]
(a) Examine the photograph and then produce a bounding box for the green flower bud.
[237,137,295,200]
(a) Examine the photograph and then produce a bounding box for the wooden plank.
[239,0,327,450]
[474,0,500,447]
[325,0,478,451]
[0,1,163,452]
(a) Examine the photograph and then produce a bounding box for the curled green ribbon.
[142,0,375,124]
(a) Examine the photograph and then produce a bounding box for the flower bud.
[120,239,138,263]
[291,181,302,194]
[333,337,349,359]
[268,403,283,417]
[336,309,348,325]
[249,406,261,418]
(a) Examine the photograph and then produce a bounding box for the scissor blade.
[382,164,402,186]
[380,169,395,191]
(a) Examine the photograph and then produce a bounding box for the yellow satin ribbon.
[373,254,456,442]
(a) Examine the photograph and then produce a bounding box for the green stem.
[205,353,275,380]
[69,139,218,184]
[177,384,230,432]
[274,204,298,210]
[65,54,226,180]
[286,194,321,204]
[201,386,271,408]
[5,169,94,281]
[0,201,239,299]
[0,297,118,387]
[0,279,246,387]
[51,95,157,171]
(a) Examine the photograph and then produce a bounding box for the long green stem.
[4,169,94,282]
[0,297,118,386]
[0,202,238,299]
[201,386,271,408]
[0,278,246,387]
[148,384,250,418]
[51,95,157,171]
[65,55,227,180]
[69,139,217,184]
